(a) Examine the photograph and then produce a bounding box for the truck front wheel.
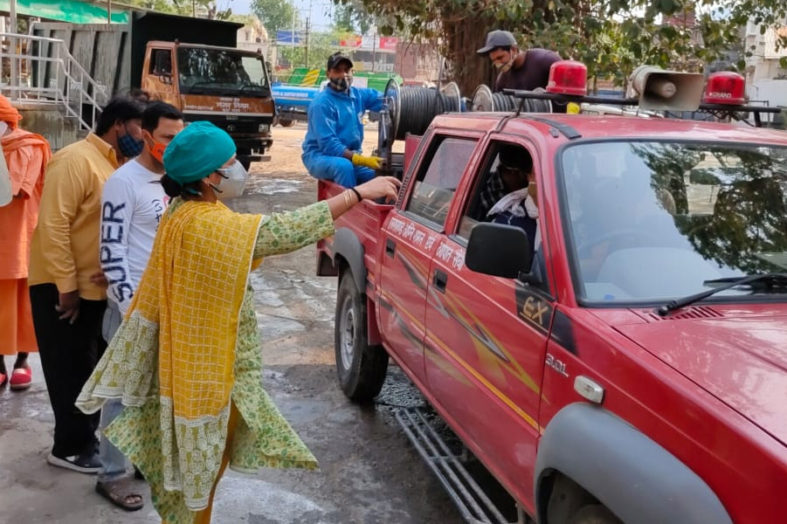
[335,271,388,401]
[547,476,621,524]
[569,505,621,524]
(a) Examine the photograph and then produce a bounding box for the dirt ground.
[0,122,465,524]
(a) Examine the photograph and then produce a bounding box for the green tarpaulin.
[286,68,402,93]
[0,0,129,24]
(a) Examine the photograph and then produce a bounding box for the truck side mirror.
[465,223,532,279]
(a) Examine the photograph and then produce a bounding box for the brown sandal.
[95,479,144,511]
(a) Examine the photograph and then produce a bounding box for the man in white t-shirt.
[95,101,184,511]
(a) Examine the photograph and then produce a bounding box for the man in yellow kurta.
[0,95,51,391]
[76,122,401,523]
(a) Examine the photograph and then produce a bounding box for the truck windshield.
[177,47,269,96]
[559,141,787,305]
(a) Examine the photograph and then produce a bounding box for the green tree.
[252,0,298,36]
[279,30,345,70]
[333,1,377,34]
[126,0,232,19]
[347,0,787,94]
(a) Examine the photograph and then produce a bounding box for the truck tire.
[569,505,621,524]
[279,118,295,127]
[335,271,388,401]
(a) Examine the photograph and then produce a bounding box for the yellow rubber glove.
[351,153,383,170]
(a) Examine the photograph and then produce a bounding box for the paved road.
[0,123,463,524]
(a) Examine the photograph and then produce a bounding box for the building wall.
[394,42,440,84]
[237,17,268,56]
[744,19,787,106]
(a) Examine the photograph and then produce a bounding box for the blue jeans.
[303,153,375,187]
[98,301,130,482]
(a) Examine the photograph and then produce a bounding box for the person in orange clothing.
[0,95,51,391]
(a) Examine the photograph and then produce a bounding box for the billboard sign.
[276,30,302,45]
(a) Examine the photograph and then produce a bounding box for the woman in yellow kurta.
[76,122,399,523]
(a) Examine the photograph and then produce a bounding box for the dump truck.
[31,11,273,168]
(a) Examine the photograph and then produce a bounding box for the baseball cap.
[477,30,517,55]
[327,52,353,70]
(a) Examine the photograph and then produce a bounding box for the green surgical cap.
[163,121,236,185]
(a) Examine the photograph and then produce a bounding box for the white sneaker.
[47,451,101,474]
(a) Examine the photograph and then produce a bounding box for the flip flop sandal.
[95,480,145,512]
[10,366,32,391]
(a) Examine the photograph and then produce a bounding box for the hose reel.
[470,84,553,113]
[384,80,464,140]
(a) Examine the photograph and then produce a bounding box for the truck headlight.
[258,123,270,133]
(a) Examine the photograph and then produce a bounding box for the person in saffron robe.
[0,95,51,391]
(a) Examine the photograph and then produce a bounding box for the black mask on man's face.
[329,76,352,92]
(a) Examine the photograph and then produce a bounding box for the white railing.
[0,32,108,131]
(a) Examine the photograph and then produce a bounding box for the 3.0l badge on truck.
[545,353,568,377]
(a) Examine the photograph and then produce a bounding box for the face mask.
[214,160,249,200]
[498,55,515,73]
[148,140,167,164]
[117,128,144,158]
[329,76,352,92]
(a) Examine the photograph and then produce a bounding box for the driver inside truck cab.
[484,146,539,254]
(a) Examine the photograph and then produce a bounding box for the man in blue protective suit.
[302,52,384,187]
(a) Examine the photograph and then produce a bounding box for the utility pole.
[107,0,112,23]
[304,0,313,69]
[291,8,296,48]
[289,6,296,70]
[371,28,377,73]
[304,17,310,68]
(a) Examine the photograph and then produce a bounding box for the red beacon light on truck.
[547,60,588,96]
[703,71,746,105]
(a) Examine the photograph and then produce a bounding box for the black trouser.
[29,284,107,457]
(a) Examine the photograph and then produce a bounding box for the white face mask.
[214,160,249,200]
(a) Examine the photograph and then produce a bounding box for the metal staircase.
[0,32,108,131]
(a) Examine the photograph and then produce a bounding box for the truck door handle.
[433,269,447,292]
[385,238,396,258]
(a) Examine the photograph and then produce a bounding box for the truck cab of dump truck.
[142,41,274,169]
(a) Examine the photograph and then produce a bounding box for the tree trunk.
[443,16,495,96]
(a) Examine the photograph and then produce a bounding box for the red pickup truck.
[316,112,787,523]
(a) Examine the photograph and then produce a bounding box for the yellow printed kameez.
[76,198,334,523]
